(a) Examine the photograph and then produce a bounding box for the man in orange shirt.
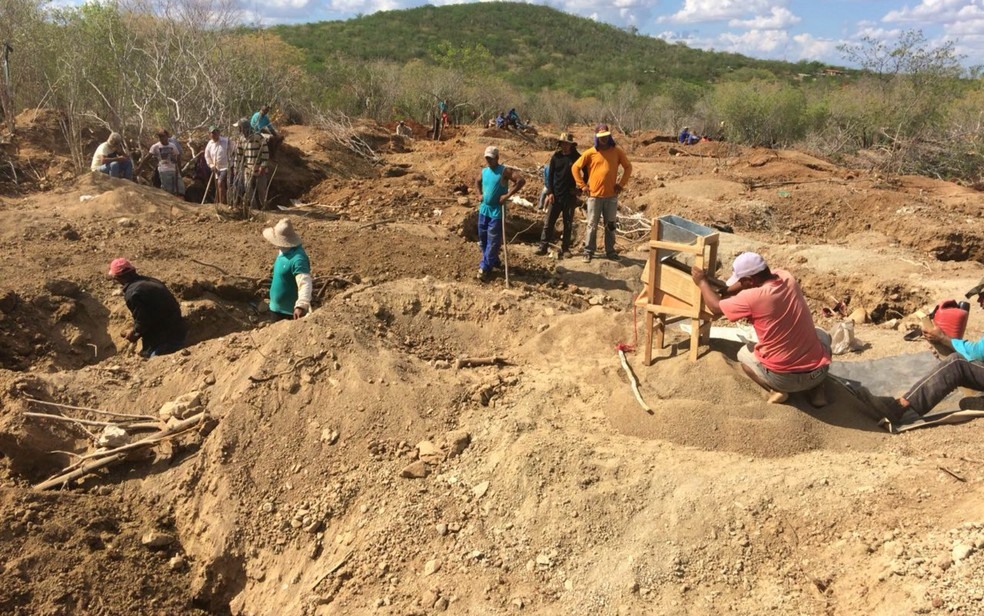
[571,123,632,263]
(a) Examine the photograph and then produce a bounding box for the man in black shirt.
[536,132,581,259]
[108,258,187,357]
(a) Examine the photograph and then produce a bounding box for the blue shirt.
[953,335,984,361]
[478,164,508,219]
[269,246,311,316]
[251,111,272,132]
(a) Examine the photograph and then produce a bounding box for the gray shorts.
[738,328,831,393]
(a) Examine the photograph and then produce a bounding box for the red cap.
[108,258,135,277]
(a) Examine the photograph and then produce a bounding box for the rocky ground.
[1,109,983,615]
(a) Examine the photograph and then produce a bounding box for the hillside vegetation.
[272,2,826,97]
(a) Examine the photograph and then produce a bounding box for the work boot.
[477,268,489,283]
[582,253,592,263]
[534,245,548,256]
[959,396,984,411]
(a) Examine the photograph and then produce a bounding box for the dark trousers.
[539,196,575,253]
[902,353,984,415]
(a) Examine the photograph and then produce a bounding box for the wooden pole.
[501,203,510,288]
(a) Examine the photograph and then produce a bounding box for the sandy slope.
[1,116,984,615]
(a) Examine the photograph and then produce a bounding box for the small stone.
[445,430,471,458]
[537,323,549,333]
[457,197,470,206]
[304,520,323,534]
[423,558,442,576]
[168,555,187,571]
[417,440,445,465]
[434,596,449,611]
[935,554,952,571]
[436,523,448,536]
[472,480,489,499]
[952,543,975,562]
[401,461,430,479]
[434,359,451,370]
[141,531,176,548]
[203,374,216,386]
[97,425,129,448]
[158,391,203,421]
[320,428,339,445]
[512,597,525,609]
[421,589,439,607]
[564,579,573,591]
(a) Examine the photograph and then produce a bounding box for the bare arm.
[691,266,724,317]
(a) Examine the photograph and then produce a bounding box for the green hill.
[271,2,829,97]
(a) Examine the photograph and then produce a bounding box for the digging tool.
[201,170,214,205]
[501,203,510,288]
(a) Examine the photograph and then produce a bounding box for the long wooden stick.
[201,170,214,205]
[455,356,507,369]
[23,397,157,421]
[312,550,353,590]
[501,206,510,288]
[24,412,143,428]
[618,349,652,414]
[35,412,205,490]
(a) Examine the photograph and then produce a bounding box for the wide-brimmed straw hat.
[263,218,302,248]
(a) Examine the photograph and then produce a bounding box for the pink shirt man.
[719,268,830,373]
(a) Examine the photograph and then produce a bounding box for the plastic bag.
[830,320,859,355]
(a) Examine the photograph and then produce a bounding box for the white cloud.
[728,6,800,29]
[790,33,843,62]
[717,28,790,54]
[883,0,967,23]
[660,0,775,24]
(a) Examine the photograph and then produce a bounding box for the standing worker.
[250,105,278,137]
[572,123,632,263]
[233,117,270,211]
[536,132,581,259]
[263,218,313,321]
[204,125,232,205]
[145,129,183,196]
[108,258,187,357]
[475,145,525,282]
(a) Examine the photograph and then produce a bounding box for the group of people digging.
[90,105,278,210]
[478,123,984,429]
[109,217,311,358]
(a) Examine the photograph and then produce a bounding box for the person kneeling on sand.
[263,218,312,321]
[109,258,187,358]
[91,132,133,180]
[885,280,984,421]
[691,252,831,406]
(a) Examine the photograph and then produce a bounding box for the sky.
[234,0,984,68]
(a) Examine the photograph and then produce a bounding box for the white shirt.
[149,141,178,173]
[205,136,231,171]
[91,142,118,171]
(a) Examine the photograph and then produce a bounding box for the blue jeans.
[477,213,503,273]
[97,158,134,180]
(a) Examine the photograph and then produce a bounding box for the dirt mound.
[4,118,984,616]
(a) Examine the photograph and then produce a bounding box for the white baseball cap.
[726,252,768,286]
[483,145,499,159]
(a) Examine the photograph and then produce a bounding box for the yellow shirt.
[571,146,632,198]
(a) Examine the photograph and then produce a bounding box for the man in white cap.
[263,218,312,320]
[475,145,525,282]
[691,252,831,406]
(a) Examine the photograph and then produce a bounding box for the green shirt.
[269,246,311,316]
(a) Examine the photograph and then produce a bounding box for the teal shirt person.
[269,246,311,316]
[263,217,313,319]
[478,164,509,219]
[251,109,273,133]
